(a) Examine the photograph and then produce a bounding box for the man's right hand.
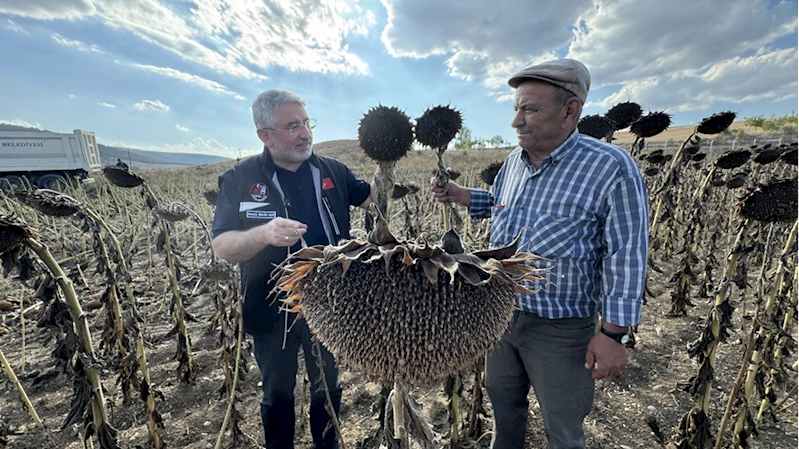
[263,217,307,247]
[429,177,470,207]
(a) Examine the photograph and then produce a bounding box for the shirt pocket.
[525,213,578,260]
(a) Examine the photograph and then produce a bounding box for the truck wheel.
[37,174,70,191]
[0,175,24,193]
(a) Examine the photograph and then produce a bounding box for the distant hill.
[0,123,230,168]
[99,144,229,169]
[611,120,784,144]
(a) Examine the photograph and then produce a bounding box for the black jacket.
[212,149,367,334]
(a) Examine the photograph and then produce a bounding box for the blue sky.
[1,0,797,159]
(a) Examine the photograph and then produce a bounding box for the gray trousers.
[485,311,595,449]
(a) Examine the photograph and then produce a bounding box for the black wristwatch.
[600,327,630,345]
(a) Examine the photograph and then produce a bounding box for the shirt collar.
[549,129,580,163]
[519,129,580,167]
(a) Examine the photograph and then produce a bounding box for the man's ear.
[257,128,271,146]
[564,98,583,126]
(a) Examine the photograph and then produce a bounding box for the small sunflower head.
[415,105,463,149]
[696,111,736,135]
[780,147,797,166]
[578,115,614,139]
[0,215,34,254]
[15,189,83,217]
[715,150,751,170]
[644,167,660,176]
[726,173,748,189]
[357,105,415,163]
[103,165,146,188]
[480,161,504,186]
[629,111,672,138]
[605,102,643,130]
[753,149,780,164]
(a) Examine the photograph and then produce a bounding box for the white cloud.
[69,94,76,99]
[97,102,117,108]
[134,99,170,112]
[380,0,588,99]
[6,19,28,33]
[567,0,797,89]
[589,48,799,112]
[131,63,245,100]
[150,136,239,157]
[0,0,95,20]
[380,0,798,111]
[0,119,41,128]
[381,0,586,59]
[1,0,375,78]
[185,0,375,76]
[175,124,191,132]
[51,33,105,54]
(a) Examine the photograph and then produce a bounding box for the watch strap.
[600,326,629,344]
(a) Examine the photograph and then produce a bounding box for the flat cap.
[508,59,591,103]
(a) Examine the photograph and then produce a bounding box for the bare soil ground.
[0,240,796,449]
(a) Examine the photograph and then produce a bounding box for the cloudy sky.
[1,0,796,158]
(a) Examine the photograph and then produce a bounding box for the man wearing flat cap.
[431,59,648,448]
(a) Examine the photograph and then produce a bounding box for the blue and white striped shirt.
[469,130,648,326]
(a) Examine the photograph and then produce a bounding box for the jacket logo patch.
[322,177,335,190]
[250,182,269,201]
[246,210,277,220]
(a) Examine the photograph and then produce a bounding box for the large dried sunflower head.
[605,102,642,130]
[358,105,414,163]
[696,111,736,135]
[276,230,546,386]
[15,189,83,217]
[103,165,146,188]
[630,111,672,138]
[480,161,504,186]
[578,115,614,139]
[415,105,463,149]
[738,178,797,222]
[715,150,751,170]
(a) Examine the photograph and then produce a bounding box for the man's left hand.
[584,329,628,380]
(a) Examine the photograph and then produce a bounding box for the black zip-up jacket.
[211,149,369,335]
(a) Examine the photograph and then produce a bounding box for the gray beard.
[275,143,313,163]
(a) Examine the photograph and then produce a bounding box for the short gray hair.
[252,89,306,130]
[553,86,578,106]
